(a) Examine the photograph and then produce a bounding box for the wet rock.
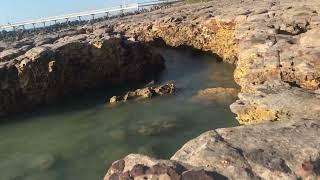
[109,83,176,104]
[1,0,318,125]
[109,129,128,141]
[137,144,157,157]
[192,87,239,104]
[106,0,320,124]
[137,119,177,136]
[30,154,56,171]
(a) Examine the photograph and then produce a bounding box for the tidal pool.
[0,47,238,180]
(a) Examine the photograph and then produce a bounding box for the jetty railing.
[0,0,181,31]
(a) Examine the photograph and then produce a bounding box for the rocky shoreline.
[0,34,164,116]
[0,0,319,179]
[102,0,320,178]
[105,119,320,180]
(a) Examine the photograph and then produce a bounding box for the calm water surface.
[0,47,238,180]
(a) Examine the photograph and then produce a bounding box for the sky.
[0,0,143,25]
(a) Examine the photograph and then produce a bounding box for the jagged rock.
[0,34,165,116]
[230,81,320,124]
[106,0,320,124]
[109,83,176,103]
[171,119,320,180]
[106,118,320,179]
[1,0,319,124]
[104,154,221,180]
[0,0,320,179]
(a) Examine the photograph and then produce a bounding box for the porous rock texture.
[104,154,224,180]
[103,0,320,179]
[171,119,320,180]
[192,87,239,104]
[109,83,176,103]
[105,119,320,180]
[0,34,164,116]
[0,0,319,179]
[102,0,320,124]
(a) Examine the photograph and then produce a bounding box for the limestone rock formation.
[1,0,320,179]
[0,34,165,116]
[172,119,320,180]
[105,119,320,180]
[230,81,320,124]
[2,0,319,124]
[109,83,176,103]
[104,154,221,180]
[103,1,320,179]
[102,0,320,124]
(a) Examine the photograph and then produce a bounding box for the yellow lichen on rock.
[236,106,277,125]
[205,19,238,63]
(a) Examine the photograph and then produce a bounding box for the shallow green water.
[0,47,238,180]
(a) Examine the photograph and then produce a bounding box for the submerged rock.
[30,154,56,171]
[106,119,320,180]
[109,129,128,141]
[109,83,176,104]
[137,119,177,136]
[107,0,320,125]
[192,87,239,105]
[137,144,157,157]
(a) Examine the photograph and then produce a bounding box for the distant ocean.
[0,0,153,25]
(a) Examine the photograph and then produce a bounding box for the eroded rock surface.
[100,0,320,124]
[109,83,176,103]
[192,87,239,104]
[104,0,320,179]
[105,119,320,180]
[171,119,320,180]
[230,81,320,124]
[1,0,320,179]
[2,0,319,123]
[0,34,164,116]
[104,154,223,180]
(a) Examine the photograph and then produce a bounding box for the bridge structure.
[0,0,181,31]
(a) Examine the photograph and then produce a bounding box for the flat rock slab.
[104,154,224,180]
[105,119,320,179]
[171,119,320,180]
